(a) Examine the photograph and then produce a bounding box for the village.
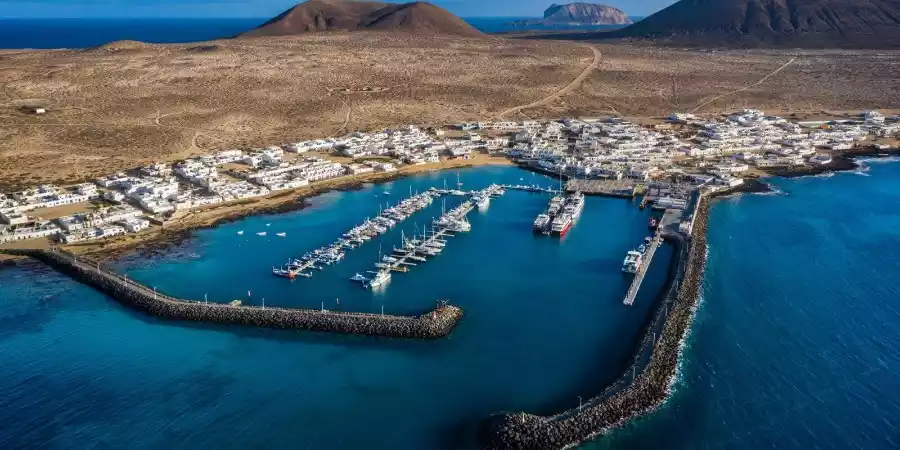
[1,110,898,246]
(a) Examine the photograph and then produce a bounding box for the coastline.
[482,184,742,449]
[25,155,511,260]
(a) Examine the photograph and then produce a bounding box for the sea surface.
[0,166,672,449]
[0,17,641,49]
[2,162,899,449]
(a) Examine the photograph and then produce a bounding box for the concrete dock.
[566,179,636,198]
[623,234,662,306]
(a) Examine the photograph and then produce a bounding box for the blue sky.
[0,0,677,19]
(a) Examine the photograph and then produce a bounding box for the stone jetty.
[484,189,720,449]
[1,248,463,339]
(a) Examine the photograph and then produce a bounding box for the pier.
[623,234,662,306]
[497,184,561,195]
[2,248,463,339]
[565,178,636,198]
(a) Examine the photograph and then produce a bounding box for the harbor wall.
[484,188,720,450]
[1,249,463,339]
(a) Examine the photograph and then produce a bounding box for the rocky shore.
[483,187,729,449]
[1,248,463,339]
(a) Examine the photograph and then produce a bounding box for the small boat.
[272,267,296,279]
[350,273,368,283]
[265,223,271,227]
[276,232,287,237]
[383,191,391,196]
[257,232,267,236]
[237,231,244,235]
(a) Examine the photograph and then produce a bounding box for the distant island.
[537,0,900,49]
[508,2,632,27]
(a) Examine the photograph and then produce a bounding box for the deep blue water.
[0,17,642,49]
[3,162,900,449]
[0,166,671,449]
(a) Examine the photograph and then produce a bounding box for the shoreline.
[481,184,743,449]
[43,156,511,260]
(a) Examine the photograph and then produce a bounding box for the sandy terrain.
[0,33,588,188]
[2,34,899,189]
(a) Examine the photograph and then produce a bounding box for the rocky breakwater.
[484,190,719,449]
[1,249,463,339]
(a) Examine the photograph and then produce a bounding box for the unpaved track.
[690,57,798,113]
[496,45,602,119]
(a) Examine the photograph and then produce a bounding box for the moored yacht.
[366,270,391,289]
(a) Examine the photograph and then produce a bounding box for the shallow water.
[0,166,671,449]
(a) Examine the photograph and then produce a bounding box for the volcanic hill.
[241,0,485,38]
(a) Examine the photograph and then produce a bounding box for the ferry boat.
[550,213,573,236]
[366,270,391,289]
[533,214,551,233]
[622,251,643,274]
[564,191,585,218]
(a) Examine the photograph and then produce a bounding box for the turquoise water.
[4,162,899,449]
[0,166,671,449]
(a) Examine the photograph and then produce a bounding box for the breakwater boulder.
[485,192,717,449]
[2,249,463,339]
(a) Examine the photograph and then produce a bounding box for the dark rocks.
[1,249,463,340]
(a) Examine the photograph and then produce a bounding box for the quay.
[1,248,463,339]
[497,184,561,195]
[565,178,636,198]
[622,233,662,306]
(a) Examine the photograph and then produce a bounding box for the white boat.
[265,223,271,227]
[256,232,267,236]
[237,231,244,235]
[564,191,585,218]
[550,214,573,236]
[276,232,287,237]
[622,250,643,274]
[366,270,391,289]
[350,273,368,283]
[533,214,551,233]
[474,195,490,209]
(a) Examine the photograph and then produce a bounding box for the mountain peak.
[241,0,485,38]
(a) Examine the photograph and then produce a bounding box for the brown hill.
[532,0,900,48]
[612,0,900,48]
[241,0,485,38]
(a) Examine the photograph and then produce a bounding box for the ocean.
[1,162,898,449]
[0,166,672,449]
[0,17,640,49]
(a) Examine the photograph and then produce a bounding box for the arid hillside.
[0,33,587,187]
[1,32,899,186]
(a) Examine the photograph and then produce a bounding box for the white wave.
[856,156,900,164]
